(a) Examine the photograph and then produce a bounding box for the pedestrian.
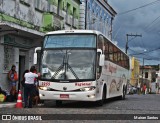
[32,68,40,106]
[21,70,29,87]
[21,69,29,101]
[143,84,147,95]
[24,66,39,108]
[137,82,141,95]
[8,65,18,99]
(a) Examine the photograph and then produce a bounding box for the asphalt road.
[1,94,160,123]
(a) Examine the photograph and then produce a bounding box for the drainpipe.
[85,0,87,29]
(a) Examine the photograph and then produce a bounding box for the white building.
[0,0,81,91]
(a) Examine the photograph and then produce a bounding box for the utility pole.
[125,34,142,54]
[142,58,144,85]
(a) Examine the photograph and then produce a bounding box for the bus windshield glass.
[41,49,96,81]
[44,34,96,48]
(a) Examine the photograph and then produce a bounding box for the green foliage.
[43,24,61,32]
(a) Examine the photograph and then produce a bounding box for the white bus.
[34,30,130,106]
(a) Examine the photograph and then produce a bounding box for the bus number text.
[41,82,50,86]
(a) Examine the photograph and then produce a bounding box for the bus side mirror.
[97,49,105,66]
[33,47,41,65]
[99,54,105,66]
[34,53,37,64]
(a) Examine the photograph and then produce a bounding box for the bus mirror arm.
[34,53,38,64]
[97,49,102,54]
[33,47,41,65]
[35,47,41,53]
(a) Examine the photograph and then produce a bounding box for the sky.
[108,0,160,66]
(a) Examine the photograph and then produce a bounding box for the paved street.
[1,94,160,122]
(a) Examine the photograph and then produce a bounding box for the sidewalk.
[0,102,16,108]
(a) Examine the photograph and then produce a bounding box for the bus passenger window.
[104,39,109,60]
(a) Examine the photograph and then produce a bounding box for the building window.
[145,72,148,78]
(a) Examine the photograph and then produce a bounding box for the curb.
[0,103,16,108]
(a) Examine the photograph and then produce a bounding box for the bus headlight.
[80,86,96,91]
[39,86,51,91]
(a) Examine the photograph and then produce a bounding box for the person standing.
[137,82,141,94]
[21,69,29,101]
[143,83,147,95]
[8,65,18,98]
[24,66,39,108]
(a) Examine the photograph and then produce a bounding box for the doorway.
[18,55,25,91]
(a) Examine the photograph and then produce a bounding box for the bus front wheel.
[96,87,106,106]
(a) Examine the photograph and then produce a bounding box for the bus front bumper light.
[39,86,51,91]
[80,86,96,91]
[39,93,45,97]
[87,94,95,98]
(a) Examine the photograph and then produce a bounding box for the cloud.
[108,0,160,65]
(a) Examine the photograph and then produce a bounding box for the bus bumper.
[39,90,97,101]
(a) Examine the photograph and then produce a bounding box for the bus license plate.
[60,94,69,98]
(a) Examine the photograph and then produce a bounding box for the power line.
[129,47,160,57]
[145,14,160,31]
[118,0,160,15]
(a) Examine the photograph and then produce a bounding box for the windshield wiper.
[67,64,79,79]
[51,50,79,80]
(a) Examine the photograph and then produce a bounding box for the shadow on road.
[38,96,128,108]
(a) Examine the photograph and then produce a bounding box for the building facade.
[79,0,116,40]
[130,57,140,86]
[139,66,154,89]
[0,0,81,91]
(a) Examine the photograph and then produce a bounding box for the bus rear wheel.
[121,86,126,100]
[56,100,62,107]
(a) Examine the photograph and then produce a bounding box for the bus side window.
[109,44,113,61]
[117,52,121,65]
[121,53,124,67]
[113,46,118,62]
[98,35,104,51]
[104,39,109,60]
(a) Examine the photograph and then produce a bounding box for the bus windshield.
[44,34,96,48]
[41,49,96,81]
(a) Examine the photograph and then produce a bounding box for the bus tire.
[96,86,106,106]
[121,86,126,100]
[56,100,62,107]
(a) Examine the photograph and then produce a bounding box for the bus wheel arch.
[96,84,107,106]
